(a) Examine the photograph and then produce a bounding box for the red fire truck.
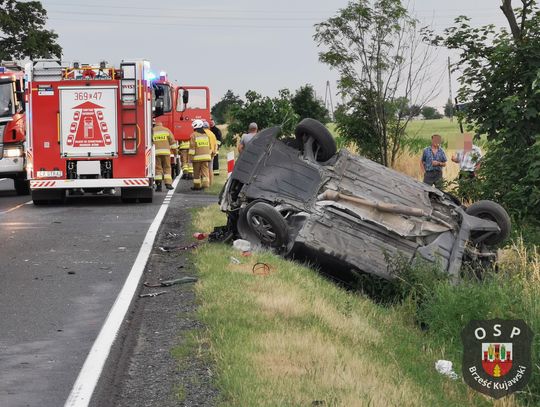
[152,72,210,178]
[0,62,29,195]
[25,59,155,204]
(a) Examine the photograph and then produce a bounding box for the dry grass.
[392,149,461,182]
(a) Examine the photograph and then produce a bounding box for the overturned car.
[219,119,511,282]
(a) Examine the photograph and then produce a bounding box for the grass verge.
[189,205,524,407]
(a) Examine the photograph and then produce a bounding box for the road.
[0,178,170,407]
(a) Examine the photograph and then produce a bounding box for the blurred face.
[210,120,215,127]
[432,135,442,147]
[464,133,473,151]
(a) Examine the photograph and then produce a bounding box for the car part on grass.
[295,117,337,162]
[252,262,272,276]
[144,276,198,288]
[158,243,199,252]
[232,239,251,252]
[220,119,511,284]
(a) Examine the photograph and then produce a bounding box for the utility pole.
[447,56,453,122]
[324,80,335,121]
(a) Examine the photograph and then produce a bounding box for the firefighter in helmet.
[189,119,212,190]
[202,120,218,186]
[153,120,177,191]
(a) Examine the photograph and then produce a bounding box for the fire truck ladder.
[32,59,64,81]
[120,62,138,155]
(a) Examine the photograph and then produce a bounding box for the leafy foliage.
[290,84,330,123]
[315,0,438,166]
[432,5,540,226]
[0,0,62,60]
[421,106,443,120]
[210,90,243,125]
[443,100,454,118]
[226,89,299,141]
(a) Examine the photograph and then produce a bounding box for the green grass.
[188,205,502,407]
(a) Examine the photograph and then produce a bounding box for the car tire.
[246,202,289,248]
[294,118,337,162]
[466,200,511,246]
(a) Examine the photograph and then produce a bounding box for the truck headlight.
[3,146,24,158]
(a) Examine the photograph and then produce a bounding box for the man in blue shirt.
[420,134,447,188]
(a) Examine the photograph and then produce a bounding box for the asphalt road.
[0,178,169,407]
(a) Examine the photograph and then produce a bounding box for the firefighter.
[189,119,212,190]
[153,120,177,191]
[178,137,193,180]
[203,120,218,186]
[209,120,222,176]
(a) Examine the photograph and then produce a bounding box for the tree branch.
[500,0,522,41]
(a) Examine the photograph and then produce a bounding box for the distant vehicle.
[152,72,211,178]
[0,62,29,195]
[220,119,511,283]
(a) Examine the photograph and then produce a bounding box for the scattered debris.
[117,247,127,251]
[209,225,234,243]
[229,256,241,265]
[193,232,208,240]
[158,243,199,253]
[139,291,168,298]
[252,262,271,276]
[241,251,252,257]
[233,239,251,253]
[144,276,198,288]
[166,232,179,238]
[435,360,459,380]
[67,271,76,275]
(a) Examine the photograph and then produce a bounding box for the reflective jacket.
[179,140,191,150]
[203,129,218,155]
[189,131,212,162]
[153,125,177,155]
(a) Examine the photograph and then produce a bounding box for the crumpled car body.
[220,126,507,282]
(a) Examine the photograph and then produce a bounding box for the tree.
[421,106,443,120]
[290,84,330,124]
[0,0,62,60]
[314,0,439,166]
[443,100,454,118]
[433,1,540,226]
[210,90,243,124]
[227,89,299,143]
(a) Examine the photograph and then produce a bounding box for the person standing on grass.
[451,133,483,179]
[238,122,258,154]
[420,134,447,188]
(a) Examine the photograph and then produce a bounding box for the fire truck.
[152,72,211,178]
[25,59,155,204]
[0,62,29,195]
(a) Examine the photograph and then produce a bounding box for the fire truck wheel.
[14,179,30,195]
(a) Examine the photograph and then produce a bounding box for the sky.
[40,0,510,111]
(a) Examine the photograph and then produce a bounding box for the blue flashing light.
[0,67,5,73]
[147,71,156,81]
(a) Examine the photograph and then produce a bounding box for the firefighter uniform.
[189,130,212,189]
[203,128,218,186]
[179,140,193,179]
[153,123,177,190]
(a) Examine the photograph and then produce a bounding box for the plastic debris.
[193,232,208,240]
[230,256,241,264]
[233,239,251,252]
[158,243,198,253]
[139,291,167,298]
[435,360,459,380]
[252,262,271,276]
[144,276,198,288]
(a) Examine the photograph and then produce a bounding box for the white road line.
[64,176,180,407]
[0,200,33,215]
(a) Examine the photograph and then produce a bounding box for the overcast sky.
[41,0,509,110]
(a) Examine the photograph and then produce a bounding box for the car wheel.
[14,179,30,195]
[246,202,289,248]
[294,118,337,162]
[466,200,511,246]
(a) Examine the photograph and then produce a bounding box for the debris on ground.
[193,232,208,240]
[229,256,241,265]
[159,243,199,253]
[435,360,458,380]
[209,225,234,243]
[139,291,168,298]
[252,262,271,276]
[233,239,251,253]
[144,276,198,288]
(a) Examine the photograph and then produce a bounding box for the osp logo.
[461,319,534,399]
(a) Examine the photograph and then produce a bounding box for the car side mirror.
[182,89,189,104]
[154,98,164,117]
